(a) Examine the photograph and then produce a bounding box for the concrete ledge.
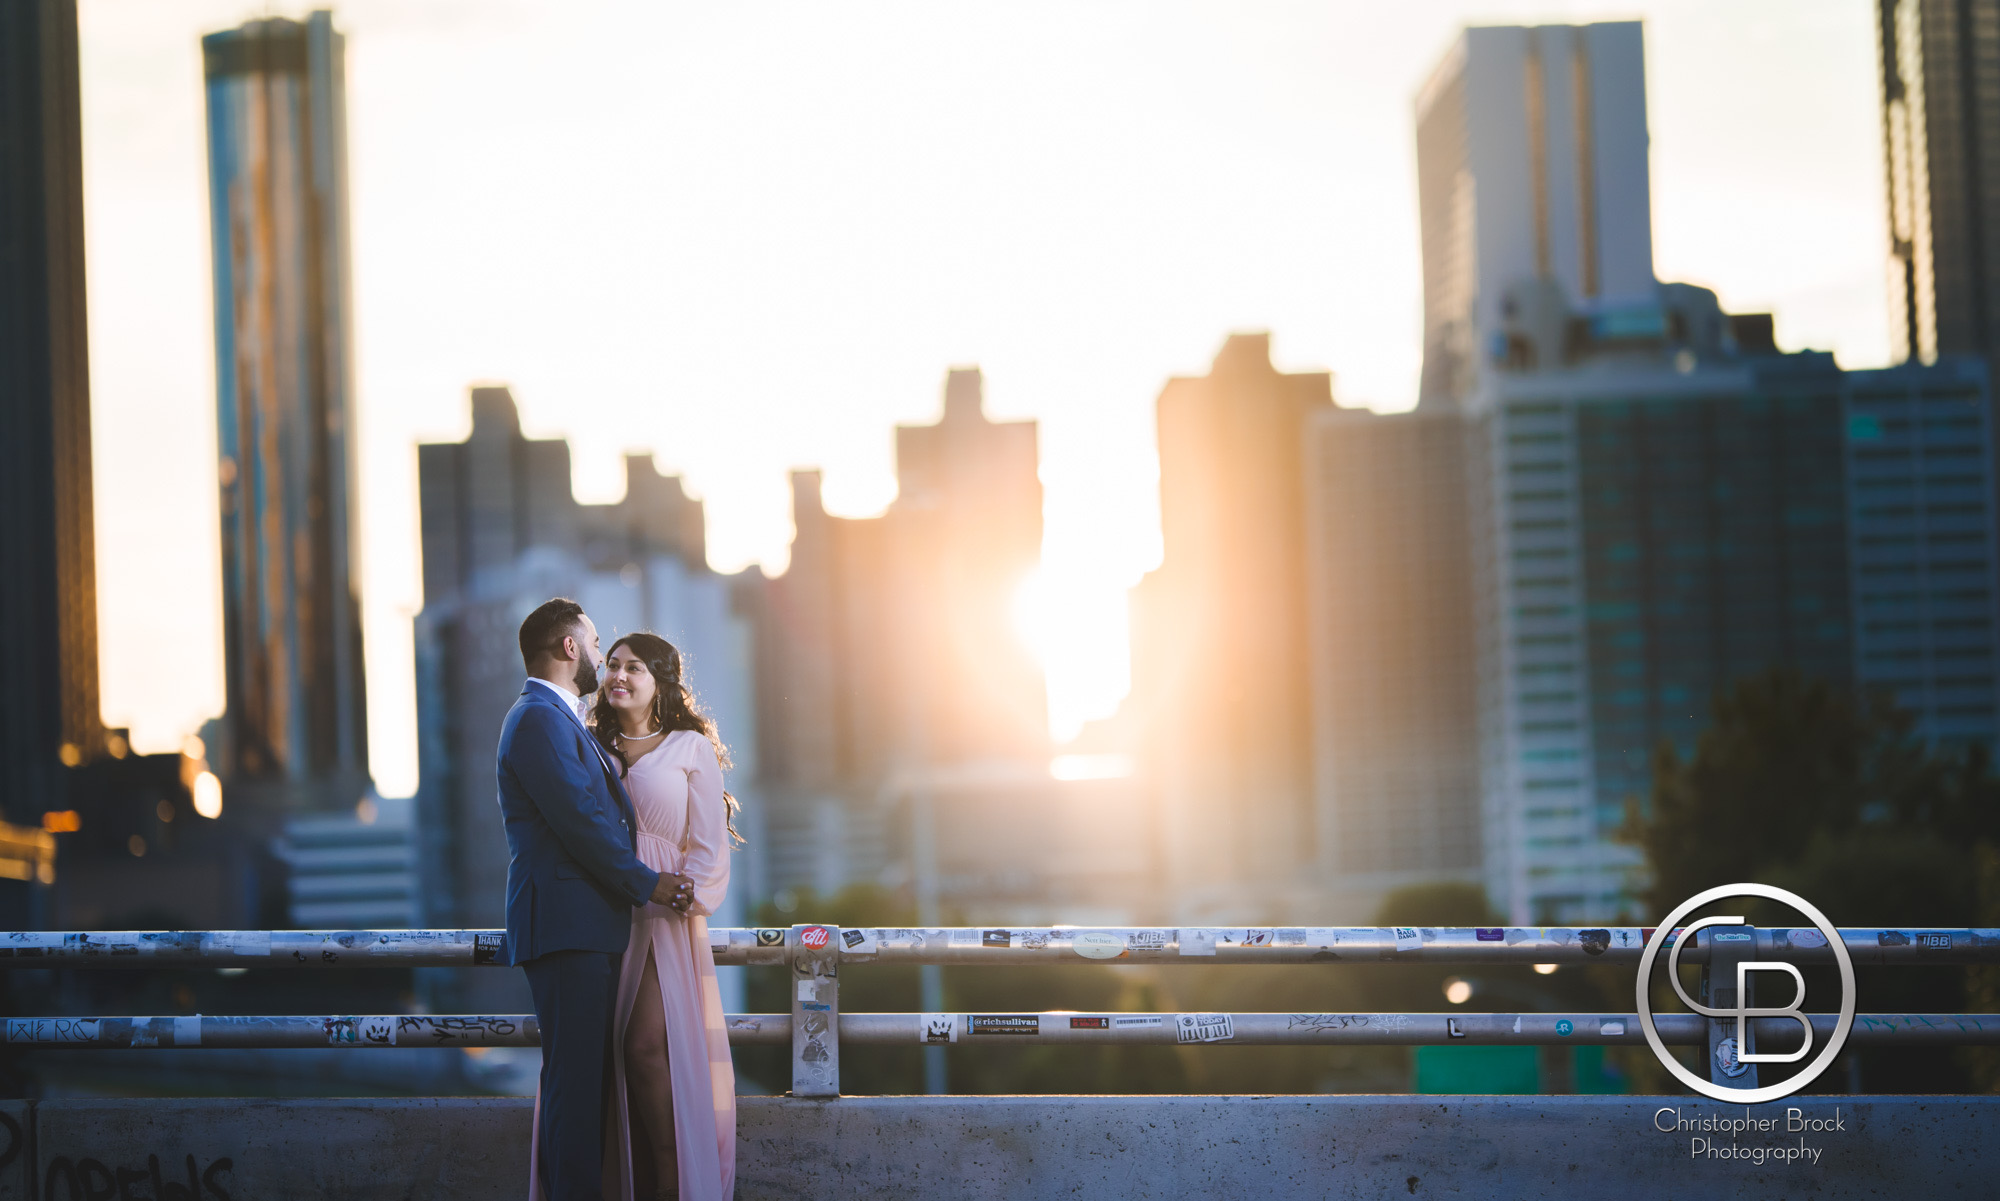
[11,1094,2000,1199]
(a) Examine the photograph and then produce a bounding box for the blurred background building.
[1124,336,1331,922]
[0,0,102,925]
[1304,404,1481,921]
[202,12,372,816]
[747,368,1147,922]
[1877,0,2000,372]
[1414,21,1654,406]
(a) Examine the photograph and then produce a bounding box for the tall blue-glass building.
[201,11,368,806]
[1460,283,2000,924]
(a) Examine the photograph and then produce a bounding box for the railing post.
[1701,923,1759,1090]
[790,923,840,1097]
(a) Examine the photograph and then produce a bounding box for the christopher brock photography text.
[1655,1106,1850,1166]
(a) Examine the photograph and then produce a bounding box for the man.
[498,598,692,1200]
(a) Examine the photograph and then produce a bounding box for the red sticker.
[798,926,831,949]
[1070,1016,1108,1029]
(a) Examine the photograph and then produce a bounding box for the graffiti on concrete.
[42,1153,233,1200]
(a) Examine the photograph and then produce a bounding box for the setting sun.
[1012,567,1131,744]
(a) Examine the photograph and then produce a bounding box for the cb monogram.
[1635,883,1856,1104]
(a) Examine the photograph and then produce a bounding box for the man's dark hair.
[519,598,585,671]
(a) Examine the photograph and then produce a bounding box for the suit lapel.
[526,684,640,844]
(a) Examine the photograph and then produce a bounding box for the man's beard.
[572,654,599,696]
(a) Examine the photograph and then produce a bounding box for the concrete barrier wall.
[7,1094,1999,1199]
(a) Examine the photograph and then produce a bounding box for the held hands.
[648,871,697,915]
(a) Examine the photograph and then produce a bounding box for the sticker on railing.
[840,928,879,955]
[1394,927,1422,952]
[360,1016,396,1045]
[709,928,728,949]
[1069,1017,1108,1029]
[1176,1013,1234,1044]
[967,1015,1039,1036]
[1179,929,1218,957]
[0,933,61,958]
[798,926,831,950]
[204,931,271,957]
[1072,931,1126,960]
[920,1014,957,1043]
[474,932,503,964]
[1714,1036,1748,1078]
[982,930,1010,948]
[755,928,784,947]
[1789,928,1827,949]
[1113,1015,1163,1028]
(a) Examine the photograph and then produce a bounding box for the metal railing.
[5,924,1996,1097]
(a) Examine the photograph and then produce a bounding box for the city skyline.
[80,1,1888,796]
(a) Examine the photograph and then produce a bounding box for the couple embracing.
[496,597,740,1200]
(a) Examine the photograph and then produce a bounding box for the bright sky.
[79,0,1888,796]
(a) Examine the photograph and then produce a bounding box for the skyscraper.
[1878,0,2000,367]
[1128,334,1331,919]
[1415,22,1653,404]
[201,12,369,805]
[0,0,105,822]
[1457,283,1999,922]
[1303,406,1481,915]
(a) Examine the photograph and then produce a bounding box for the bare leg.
[624,943,679,1197]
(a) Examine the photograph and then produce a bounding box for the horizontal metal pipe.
[1,927,1993,968]
[5,1012,1993,1049]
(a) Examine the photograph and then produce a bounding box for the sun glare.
[1013,568,1133,743]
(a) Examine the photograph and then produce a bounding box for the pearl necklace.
[615,725,665,742]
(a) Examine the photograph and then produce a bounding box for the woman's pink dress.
[529,730,736,1201]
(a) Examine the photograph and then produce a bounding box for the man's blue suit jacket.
[495,684,661,966]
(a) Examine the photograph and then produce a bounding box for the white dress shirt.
[527,676,590,726]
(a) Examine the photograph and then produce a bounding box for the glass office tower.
[202,12,368,804]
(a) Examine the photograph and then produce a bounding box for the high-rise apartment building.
[1845,357,2000,747]
[1415,22,1653,404]
[1458,283,1998,923]
[1878,0,2000,367]
[0,0,104,827]
[201,12,369,806]
[1303,406,1481,914]
[1128,335,1331,919]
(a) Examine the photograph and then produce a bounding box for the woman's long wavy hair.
[589,631,743,845]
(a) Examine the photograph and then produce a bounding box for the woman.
[533,631,741,1200]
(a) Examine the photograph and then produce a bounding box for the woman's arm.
[681,736,731,917]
